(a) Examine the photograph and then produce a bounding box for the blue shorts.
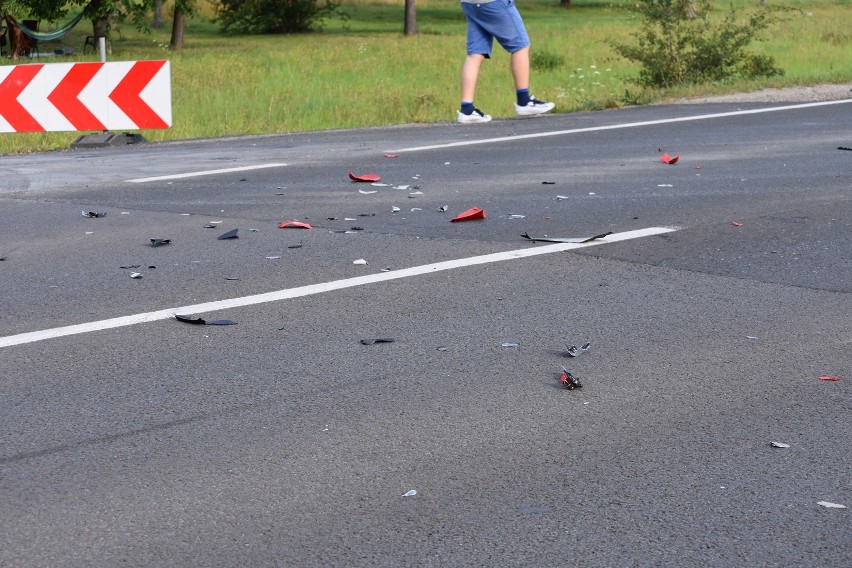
[462,0,530,58]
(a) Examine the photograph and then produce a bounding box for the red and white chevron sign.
[0,60,171,132]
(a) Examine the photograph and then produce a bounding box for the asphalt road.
[1,100,850,567]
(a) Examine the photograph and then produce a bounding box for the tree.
[404,0,415,35]
[169,0,196,50]
[218,0,342,34]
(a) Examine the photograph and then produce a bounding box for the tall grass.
[1,0,851,154]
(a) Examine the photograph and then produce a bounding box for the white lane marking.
[0,226,677,349]
[126,163,288,183]
[386,99,852,153]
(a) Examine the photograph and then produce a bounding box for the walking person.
[458,0,555,124]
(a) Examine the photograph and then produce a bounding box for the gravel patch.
[673,83,852,104]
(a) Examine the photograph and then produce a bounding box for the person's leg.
[510,46,530,92]
[461,54,485,103]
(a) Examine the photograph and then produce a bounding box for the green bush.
[218,0,343,34]
[613,0,784,87]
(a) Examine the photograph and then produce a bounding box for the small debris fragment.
[565,342,591,357]
[391,206,401,213]
[202,224,217,229]
[838,146,852,151]
[353,259,368,265]
[556,195,569,200]
[82,211,107,218]
[348,171,381,182]
[451,207,486,222]
[439,205,448,212]
[394,184,410,190]
[361,337,395,345]
[819,376,840,381]
[560,367,582,390]
[120,265,141,269]
[501,342,519,348]
[521,231,612,244]
[384,153,400,158]
[660,153,679,164]
[817,501,847,509]
[150,238,171,247]
[358,189,378,195]
[278,220,312,229]
[770,441,790,448]
[436,346,448,351]
[288,243,303,249]
[129,272,143,279]
[731,221,744,227]
[266,256,281,260]
[175,314,237,325]
[542,181,555,185]
[509,214,526,219]
[218,229,239,240]
[403,490,417,497]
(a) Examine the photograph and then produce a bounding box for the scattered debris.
[394,184,410,190]
[288,242,303,249]
[770,441,790,448]
[358,189,378,195]
[82,211,107,218]
[403,490,417,497]
[218,229,239,240]
[542,181,555,185]
[384,153,400,158]
[439,205,448,212]
[731,221,744,227]
[838,147,852,151]
[560,367,582,390]
[501,342,519,348]
[556,195,569,200]
[224,277,241,281]
[120,265,141,269]
[266,256,281,260]
[660,152,679,164]
[278,221,312,229]
[129,272,143,279]
[509,214,526,219]
[391,206,401,213]
[175,314,237,325]
[451,207,486,222]
[521,231,612,243]
[565,342,591,357]
[819,376,841,381]
[746,336,758,340]
[0,257,7,261]
[361,337,395,345]
[353,258,368,265]
[817,501,847,509]
[348,171,381,182]
[202,224,217,229]
[150,238,171,247]
[436,346,448,351]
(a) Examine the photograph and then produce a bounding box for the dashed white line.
[0,226,677,349]
[386,99,852,153]
[126,163,288,183]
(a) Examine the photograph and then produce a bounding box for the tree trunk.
[170,6,185,50]
[152,0,165,29]
[92,14,112,40]
[560,0,571,6]
[404,0,417,36]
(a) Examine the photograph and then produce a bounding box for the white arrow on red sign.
[0,60,171,133]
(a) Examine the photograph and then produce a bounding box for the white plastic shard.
[769,442,790,448]
[403,490,417,497]
[817,501,847,509]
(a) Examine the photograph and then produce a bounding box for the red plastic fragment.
[731,221,744,227]
[451,207,486,222]
[278,220,313,229]
[384,153,400,158]
[559,368,582,390]
[660,153,679,164]
[348,171,381,182]
[819,376,841,381]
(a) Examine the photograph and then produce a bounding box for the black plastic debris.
[541,181,556,185]
[838,146,852,151]
[175,314,237,325]
[120,264,141,269]
[218,229,239,240]
[150,238,171,247]
[203,223,217,229]
[224,277,241,281]
[350,226,364,231]
[82,211,107,218]
[287,243,303,249]
[360,337,395,345]
[0,257,6,261]
[522,231,612,244]
[358,213,376,217]
[565,342,592,357]
[560,367,582,390]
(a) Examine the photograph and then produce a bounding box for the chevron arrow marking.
[47,62,106,131]
[109,60,170,130]
[0,65,45,132]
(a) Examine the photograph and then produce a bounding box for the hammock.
[12,11,87,42]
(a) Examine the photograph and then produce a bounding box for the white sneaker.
[515,97,555,116]
[457,108,492,124]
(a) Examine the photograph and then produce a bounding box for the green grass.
[2,0,851,154]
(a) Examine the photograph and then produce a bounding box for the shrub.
[613,0,784,87]
[218,0,343,34]
[531,50,565,72]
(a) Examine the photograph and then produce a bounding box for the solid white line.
[0,226,677,349]
[126,163,288,183]
[386,99,852,153]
